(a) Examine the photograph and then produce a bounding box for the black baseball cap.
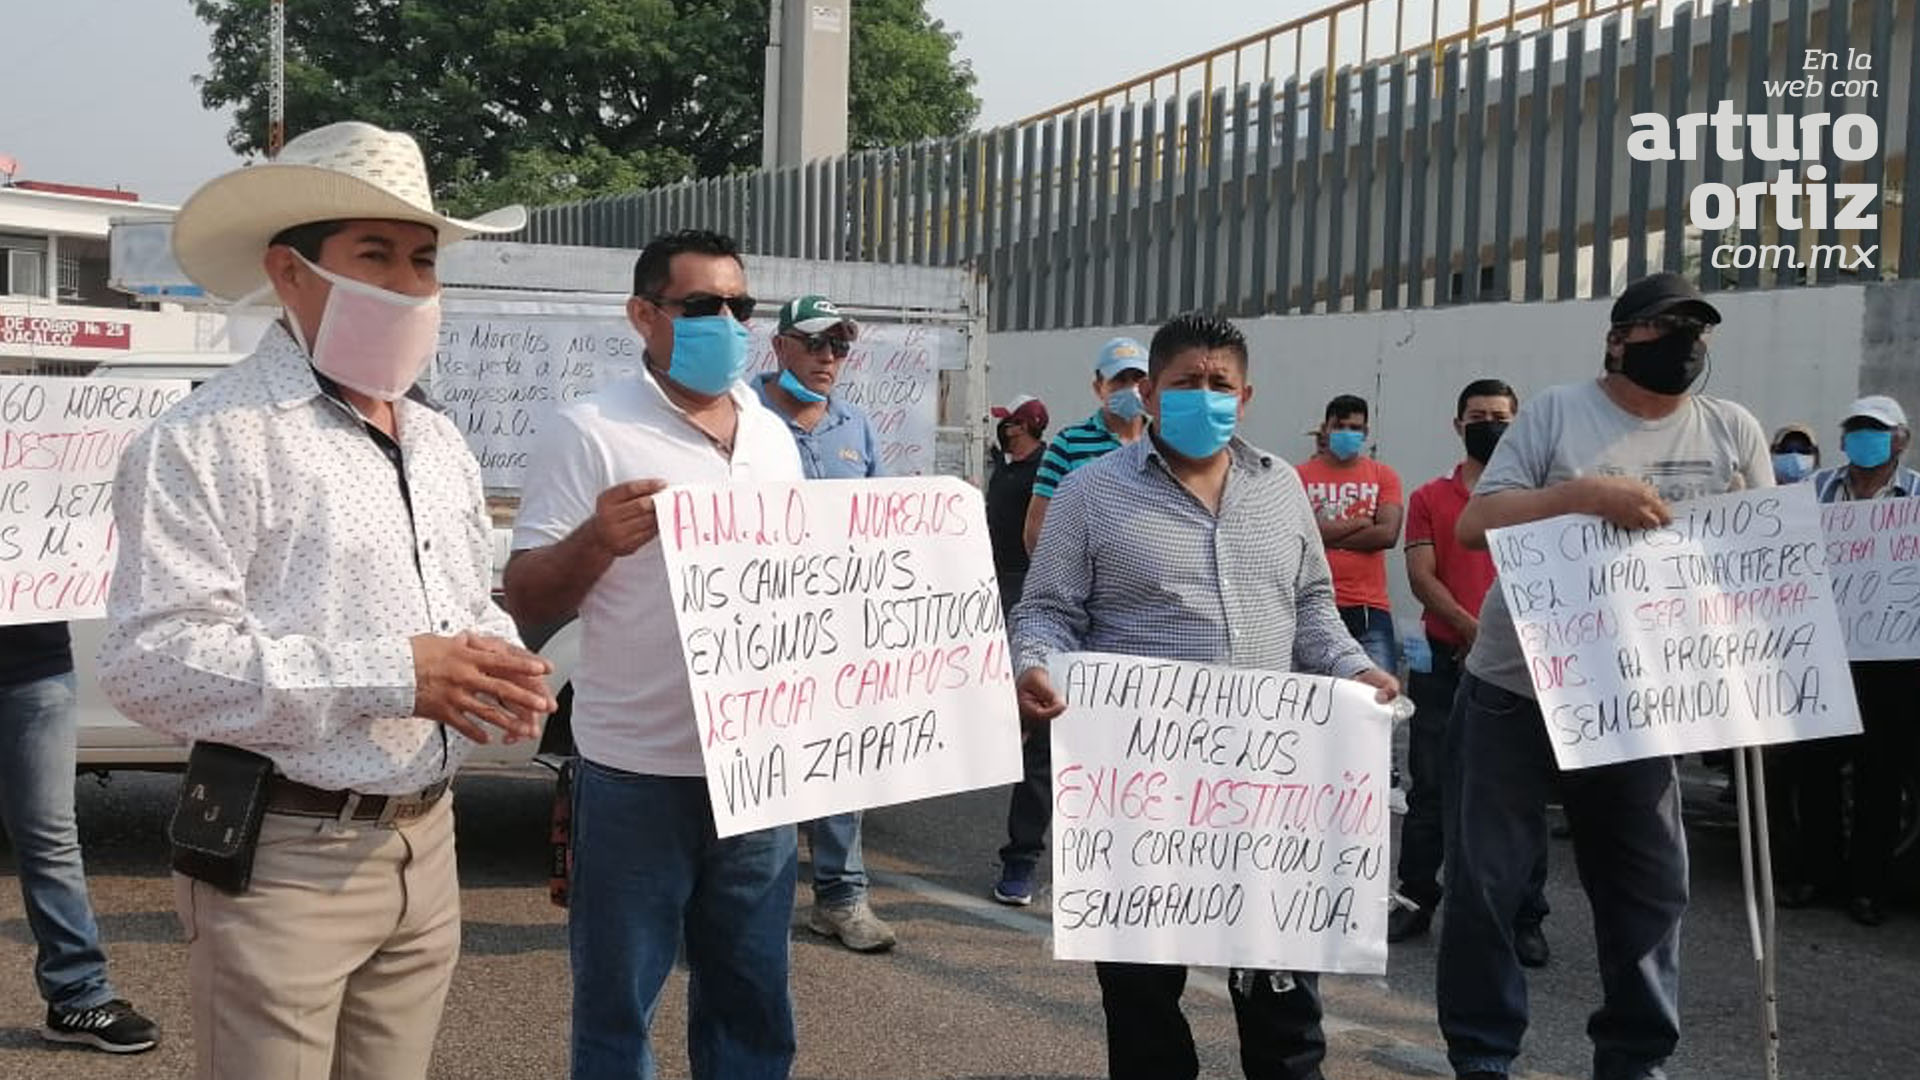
[1609,272,1722,326]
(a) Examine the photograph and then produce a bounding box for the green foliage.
[192,0,979,214]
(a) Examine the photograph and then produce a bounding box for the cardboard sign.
[430,305,951,486]
[1047,652,1392,975]
[1488,486,1862,769]
[1820,498,1920,661]
[0,376,187,624]
[657,476,1022,836]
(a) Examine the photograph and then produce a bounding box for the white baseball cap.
[1843,395,1909,429]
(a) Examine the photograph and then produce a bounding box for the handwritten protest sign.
[1820,498,1920,661]
[1,375,188,625]
[431,304,953,487]
[657,475,1021,836]
[1488,485,1861,770]
[1046,652,1392,974]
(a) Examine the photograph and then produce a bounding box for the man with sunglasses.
[505,229,806,1080]
[753,294,898,955]
[1438,273,1772,1080]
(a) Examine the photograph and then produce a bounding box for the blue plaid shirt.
[1012,436,1374,679]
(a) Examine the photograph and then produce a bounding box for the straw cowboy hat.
[171,120,526,301]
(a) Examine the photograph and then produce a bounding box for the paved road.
[0,768,1913,1079]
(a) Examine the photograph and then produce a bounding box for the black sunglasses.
[781,331,852,358]
[648,292,757,321]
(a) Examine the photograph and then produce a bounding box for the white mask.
[287,253,441,402]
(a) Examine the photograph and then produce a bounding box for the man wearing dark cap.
[754,293,897,954]
[1440,273,1772,1080]
[987,395,1050,613]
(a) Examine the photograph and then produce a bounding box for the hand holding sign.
[590,479,667,556]
[1016,667,1068,733]
[1583,474,1675,530]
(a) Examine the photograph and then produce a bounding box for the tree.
[192,0,979,214]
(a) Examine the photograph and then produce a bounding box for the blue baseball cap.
[1095,337,1148,380]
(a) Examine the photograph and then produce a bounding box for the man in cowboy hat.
[101,120,555,1080]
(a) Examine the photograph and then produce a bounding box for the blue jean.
[0,673,115,1012]
[1338,605,1398,674]
[1398,645,1550,922]
[801,811,867,906]
[1438,675,1686,1080]
[569,760,797,1080]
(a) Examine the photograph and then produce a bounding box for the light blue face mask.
[1156,389,1239,459]
[1771,452,1814,484]
[778,367,828,404]
[1105,385,1146,421]
[666,316,750,395]
[1327,428,1368,461]
[1843,428,1895,469]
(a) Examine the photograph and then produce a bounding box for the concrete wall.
[986,278,1901,644]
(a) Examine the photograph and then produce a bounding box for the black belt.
[265,776,451,826]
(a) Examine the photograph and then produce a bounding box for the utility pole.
[761,0,851,170]
[268,0,286,157]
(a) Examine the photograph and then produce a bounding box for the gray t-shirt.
[1466,378,1774,697]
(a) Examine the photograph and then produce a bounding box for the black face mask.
[1463,419,1509,464]
[1619,332,1708,396]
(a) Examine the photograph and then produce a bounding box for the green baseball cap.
[777,294,860,338]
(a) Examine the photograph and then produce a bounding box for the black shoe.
[1514,921,1550,968]
[43,999,158,1054]
[1459,1072,1505,1079]
[1387,903,1434,943]
[1848,896,1886,927]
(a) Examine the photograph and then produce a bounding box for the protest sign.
[1488,485,1861,770]
[0,375,188,625]
[430,302,953,487]
[1046,652,1392,975]
[1820,498,1920,661]
[657,475,1022,836]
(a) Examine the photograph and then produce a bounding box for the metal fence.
[521,0,1915,331]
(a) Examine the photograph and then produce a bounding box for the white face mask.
[286,253,442,402]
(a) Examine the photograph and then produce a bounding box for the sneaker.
[992,864,1034,906]
[808,898,898,953]
[43,999,158,1054]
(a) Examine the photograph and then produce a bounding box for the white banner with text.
[658,476,1021,836]
[1820,497,1920,661]
[1046,652,1392,974]
[1,375,188,625]
[1488,486,1862,769]
[430,302,950,487]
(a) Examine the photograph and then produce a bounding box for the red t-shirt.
[1297,455,1402,612]
[1403,465,1498,647]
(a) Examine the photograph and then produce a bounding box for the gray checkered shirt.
[1012,435,1374,680]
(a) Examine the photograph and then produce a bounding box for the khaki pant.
[174,796,460,1080]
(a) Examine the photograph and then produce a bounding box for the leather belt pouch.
[169,742,273,895]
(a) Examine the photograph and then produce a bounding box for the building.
[0,180,241,375]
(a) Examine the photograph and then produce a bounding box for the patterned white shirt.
[101,322,520,795]
[1013,435,1373,680]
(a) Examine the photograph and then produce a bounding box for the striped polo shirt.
[1031,411,1126,499]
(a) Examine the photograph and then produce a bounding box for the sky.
[3,0,1320,206]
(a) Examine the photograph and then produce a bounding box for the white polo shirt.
[513,370,805,776]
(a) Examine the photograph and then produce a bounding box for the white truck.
[69,232,990,775]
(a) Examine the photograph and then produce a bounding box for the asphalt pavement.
[0,768,1913,1080]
